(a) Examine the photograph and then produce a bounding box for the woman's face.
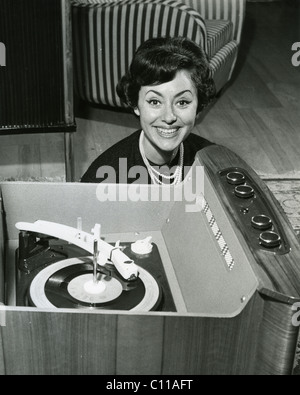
[134,70,198,164]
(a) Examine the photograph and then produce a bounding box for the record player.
[15,220,176,312]
[1,144,300,375]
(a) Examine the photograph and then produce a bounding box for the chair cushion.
[205,19,234,59]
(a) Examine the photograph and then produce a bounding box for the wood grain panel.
[116,314,164,375]
[162,294,263,375]
[1,310,118,375]
[0,298,297,375]
[255,297,299,375]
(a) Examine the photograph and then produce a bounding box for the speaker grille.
[0,0,75,134]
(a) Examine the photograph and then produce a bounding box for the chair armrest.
[180,0,246,44]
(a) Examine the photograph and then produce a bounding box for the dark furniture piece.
[0,0,76,181]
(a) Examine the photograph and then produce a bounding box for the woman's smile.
[155,127,181,139]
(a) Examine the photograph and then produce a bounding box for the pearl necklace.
[139,131,184,185]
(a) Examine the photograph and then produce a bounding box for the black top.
[81,130,214,184]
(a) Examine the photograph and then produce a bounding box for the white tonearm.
[15,220,139,281]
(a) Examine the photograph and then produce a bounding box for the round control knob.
[226,171,246,185]
[259,231,281,248]
[251,215,272,230]
[234,185,254,199]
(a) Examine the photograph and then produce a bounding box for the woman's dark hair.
[117,36,216,113]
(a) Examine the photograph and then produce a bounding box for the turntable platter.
[29,257,161,311]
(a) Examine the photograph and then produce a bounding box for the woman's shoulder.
[103,129,141,155]
[81,130,142,182]
[182,133,214,167]
[185,132,214,149]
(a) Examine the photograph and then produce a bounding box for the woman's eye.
[148,99,161,106]
[177,100,191,107]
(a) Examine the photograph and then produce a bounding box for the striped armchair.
[180,0,245,92]
[72,0,246,108]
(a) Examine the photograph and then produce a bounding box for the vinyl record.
[29,257,161,311]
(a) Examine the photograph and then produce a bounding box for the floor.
[202,0,300,179]
[0,0,300,182]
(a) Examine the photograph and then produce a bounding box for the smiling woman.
[134,71,199,166]
[81,37,216,184]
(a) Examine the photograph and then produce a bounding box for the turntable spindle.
[83,239,106,295]
[93,239,98,284]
